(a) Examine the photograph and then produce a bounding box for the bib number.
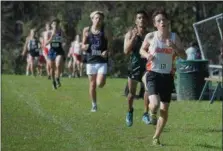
[52,43,59,48]
[91,50,101,56]
[160,64,167,69]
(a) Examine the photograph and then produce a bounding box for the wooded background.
[1,1,222,76]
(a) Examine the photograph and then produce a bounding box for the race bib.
[91,50,101,56]
[52,42,60,48]
[160,64,167,69]
[35,49,40,52]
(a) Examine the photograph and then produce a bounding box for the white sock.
[26,71,29,76]
[92,101,97,107]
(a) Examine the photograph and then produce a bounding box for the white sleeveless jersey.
[43,31,51,49]
[146,31,176,74]
[73,42,81,55]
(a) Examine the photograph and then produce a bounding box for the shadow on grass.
[195,144,222,150]
[186,128,223,133]
[168,127,222,133]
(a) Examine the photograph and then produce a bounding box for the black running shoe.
[56,78,61,87]
[52,81,57,90]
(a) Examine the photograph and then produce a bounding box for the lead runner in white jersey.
[140,8,186,146]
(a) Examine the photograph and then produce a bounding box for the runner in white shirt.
[140,8,186,146]
[41,22,52,79]
[72,35,82,77]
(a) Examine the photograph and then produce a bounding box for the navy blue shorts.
[48,48,65,61]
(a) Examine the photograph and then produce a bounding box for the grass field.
[2,74,222,151]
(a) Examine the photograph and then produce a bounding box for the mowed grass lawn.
[2,74,222,151]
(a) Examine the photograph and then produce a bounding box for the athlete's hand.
[131,28,138,40]
[21,51,26,57]
[82,44,89,51]
[101,51,108,58]
[84,30,89,37]
[146,53,155,61]
[166,39,177,49]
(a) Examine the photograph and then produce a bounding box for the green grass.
[2,74,222,151]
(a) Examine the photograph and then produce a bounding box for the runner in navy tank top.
[22,28,41,76]
[82,11,112,112]
[45,19,65,89]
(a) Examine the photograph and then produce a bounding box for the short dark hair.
[97,12,104,19]
[136,10,148,19]
[152,7,168,21]
[190,41,198,47]
[51,18,60,24]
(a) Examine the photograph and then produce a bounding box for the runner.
[82,11,111,112]
[140,8,186,145]
[123,10,150,127]
[41,22,52,79]
[22,28,41,76]
[45,18,65,89]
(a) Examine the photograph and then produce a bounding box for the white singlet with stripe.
[43,31,51,49]
[146,31,176,74]
[73,41,81,55]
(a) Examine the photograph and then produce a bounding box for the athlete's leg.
[43,52,51,78]
[152,74,173,146]
[29,56,35,76]
[49,59,56,89]
[125,78,137,127]
[96,63,107,88]
[127,79,138,111]
[141,72,151,124]
[88,74,97,112]
[79,62,83,77]
[48,49,57,89]
[146,71,160,125]
[26,55,31,76]
[153,102,169,146]
[55,55,63,87]
[86,63,98,112]
[67,58,73,78]
[72,56,77,77]
[76,58,81,78]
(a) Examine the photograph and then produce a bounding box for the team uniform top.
[72,41,81,55]
[86,27,108,64]
[43,31,51,49]
[146,31,176,74]
[28,39,40,57]
[129,35,147,72]
[50,31,63,51]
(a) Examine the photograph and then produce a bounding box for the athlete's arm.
[81,27,89,51]
[22,37,29,56]
[123,28,137,55]
[45,29,55,46]
[60,30,67,50]
[67,48,71,58]
[102,28,112,58]
[140,32,155,61]
[68,42,73,57]
[167,33,187,60]
[39,36,44,49]
[37,40,41,49]
[174,34,187,59]
[41,31,46,47]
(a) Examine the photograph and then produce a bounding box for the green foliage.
[2,2,223,76]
